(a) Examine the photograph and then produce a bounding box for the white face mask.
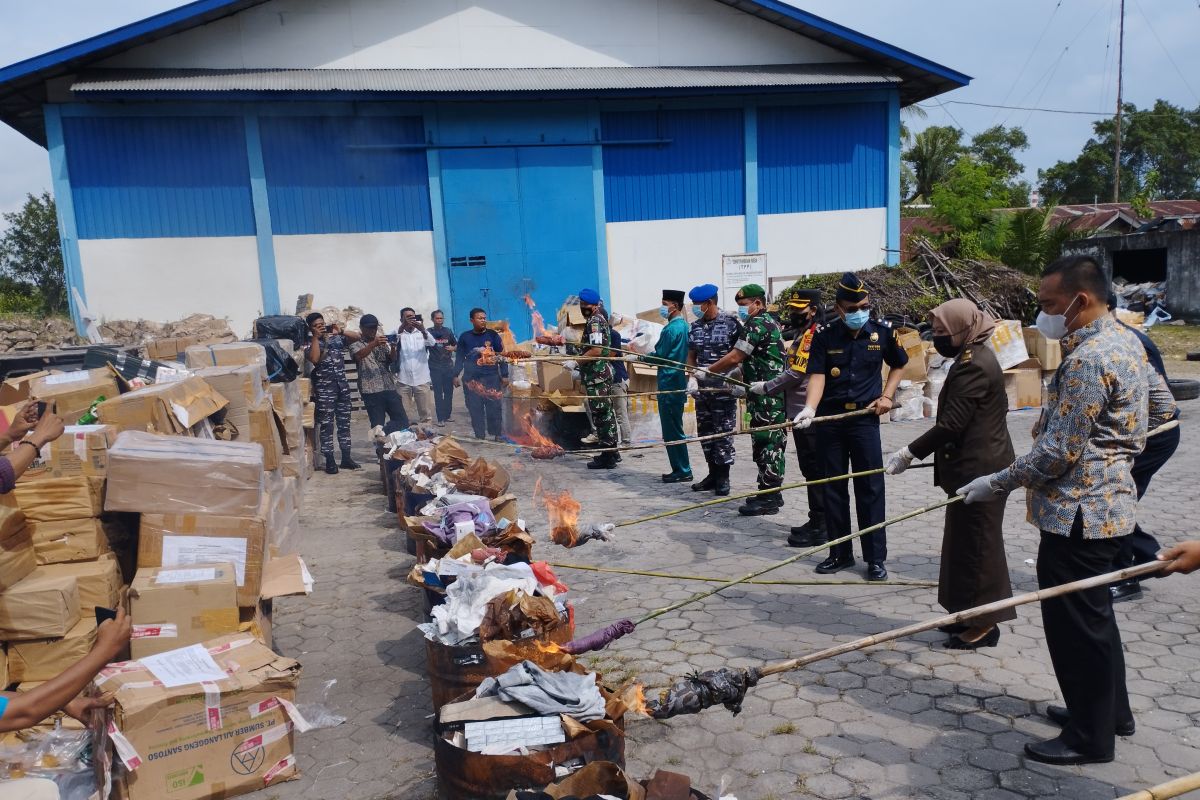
[1035,296,1081,341]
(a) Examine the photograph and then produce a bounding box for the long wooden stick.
[1115,770,1200,800]
[758,561,1169,678]
[635,495,962,625]
[517,353,750,388]
[548,561,938,587]
[615,463,932,528]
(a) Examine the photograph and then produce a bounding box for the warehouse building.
[0,0,967,336]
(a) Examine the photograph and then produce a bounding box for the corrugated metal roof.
[71,64,899,94]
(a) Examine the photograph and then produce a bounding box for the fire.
[475,342,498,366]
[524,294,547,338]
[622,683,651,716]
[466,380,504,400]
[536,477,581,545]
[531,639,563,655]
[513,414,564,459]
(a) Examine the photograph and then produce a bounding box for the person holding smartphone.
[350,313,409,433]
[0,399,65,492]
[427,310,457,426]
[304,312,361,474]
[395,308,437,424]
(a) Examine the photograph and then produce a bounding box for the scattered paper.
[156,567,217,585]
[140,644,227,688]
[161,535,247,585]
[169,402,192,428]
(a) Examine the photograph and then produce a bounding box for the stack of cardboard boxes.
[0,336,315,799]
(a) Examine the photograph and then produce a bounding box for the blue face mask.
[843,309,870,330]
[737,306,750,320]
[659,305,670,320]
[692,304,704,318]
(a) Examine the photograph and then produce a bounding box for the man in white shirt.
[395,307,437,423]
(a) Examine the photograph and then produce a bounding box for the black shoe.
[865,562,888,582]
[815,555,855,574]
[738,496,779,516]
[938,623,967,635]
[662,472,693,484]
[324,454,338,475]
[943,627,1000,650]
[1023,736,1112,765]
[787,530,827,548]
[1045,704,1135,736]
[340,452,362,470]
[587,453,618,470]
[692,472,716,492]
[1110,581,1143,603]
[713,465,731,497]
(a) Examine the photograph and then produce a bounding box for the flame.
[475,342,498,366]
[466,380,504,400]
[536,478,581,545]
[514,414,555,449]
[622,683,651,716]
[531,639,563,655]
[524,294,547,338]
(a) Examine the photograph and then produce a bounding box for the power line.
[991,0,1064,126]
[916,99,1189,118]
[1007,0,1111,125]
[1131,0,1200,104]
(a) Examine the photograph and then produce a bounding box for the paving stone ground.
[267,391,1200,800]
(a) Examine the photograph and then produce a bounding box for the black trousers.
[1115,424,1180,570]
[1037,522,1131,757]
[463,372,502,437]
[817,412,885,563]
[430,366,455,423]
[792,427,825,523]
[362,390,410,432]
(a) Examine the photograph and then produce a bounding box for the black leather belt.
[819,400,872,413]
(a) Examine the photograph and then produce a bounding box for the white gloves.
[568,368,581,381]
[561,360,577,371]
[686,376,699,396]
[885,446,914,475]
[749,381,767,396]
[623,352,639,361]
[958,473,1004,504]
[793,407,816,429]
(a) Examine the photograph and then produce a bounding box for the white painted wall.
[606,216,746,314]
[79,237,264,336]
[103,0,855,70]
[758,208,888,285]
[272,231,438,328]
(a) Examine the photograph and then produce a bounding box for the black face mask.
[788,313,808,329]
[933,335,959,358]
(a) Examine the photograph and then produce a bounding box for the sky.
[2,0,1199,216]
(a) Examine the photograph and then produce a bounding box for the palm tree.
[903,125,963,204]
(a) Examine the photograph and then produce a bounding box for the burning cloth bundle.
[536,480,615,548]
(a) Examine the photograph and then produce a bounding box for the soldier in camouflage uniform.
[304,312,361,475]
[686,283,743,496]
[574,289,619,470]
[708,284,787,515]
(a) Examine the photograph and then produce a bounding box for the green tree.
[903,125,964,203]
[969,125,1030,183]
[0,191,65,315]
[1038,100,1200,203]
[930,158,1011,232]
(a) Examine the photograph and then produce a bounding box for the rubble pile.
[0,316,79,352]
[97,313,237,348]
[780,237,1039,324]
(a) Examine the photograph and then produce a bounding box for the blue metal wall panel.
[63,115,254,239]
[259,116,431,234]
[601,108,744,222]
[758,103,887,215]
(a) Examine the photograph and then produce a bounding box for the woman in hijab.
[884,299,1016,649]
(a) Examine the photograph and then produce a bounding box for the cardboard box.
[129,563,240,658]
[239,600,274,649]
[102,634,301,800]
[248,400,287,471]
[987,320,1029,370]
[12,476,105,522]
[627,362,659,394]
[27,517,115,565]
[97,376,228,435]
[106,432,265,517]
[192,364,268,430]
[144,335,200,362]
[1115,308,1145,327]
[34,558,121,614]
[1023,327,1062,372]
[259,554,313,601]
[538,361,580,396]
[184,342,267,370]
[0,371,48,406]
[48,424,119,478]
[0,523,36,590]
[888,327,930,382]
[1004,358,1043,410]
[0,572,80,640]
[138,513,267,607]
[8,618,97,683]
[30,369,120,423]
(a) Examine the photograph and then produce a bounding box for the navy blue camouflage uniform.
[306,333,353,456]
[689,312,743,466]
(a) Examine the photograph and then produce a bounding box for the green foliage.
[930,158,1011,232]
[0,191,66,315]
[1000,208,1047,274]
[1038,100,1200,203]
[969,125,1030,183]
[1129,169,1160,218]
[909,287,950,318]
[903,125,964,203]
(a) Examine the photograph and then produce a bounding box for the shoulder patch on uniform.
[869,331,879,342]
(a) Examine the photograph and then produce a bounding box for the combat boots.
[788,514,827,548]
[712,464,731,497]
[587,452,619,470]
[739,485,783,516]
[692,462,717,492]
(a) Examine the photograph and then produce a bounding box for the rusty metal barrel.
[434,690,625,800]
[425,621,575,710]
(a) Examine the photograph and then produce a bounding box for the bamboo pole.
[757,561,1168,678]
[548,561,937,587]
[1115,770,1200,800]
[634,495,962,625]
[615,463,932,528]
[514,353,750,388]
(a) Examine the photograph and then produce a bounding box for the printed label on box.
[140,644,227,688]
[161,536,247,586]
[155,568,218,585]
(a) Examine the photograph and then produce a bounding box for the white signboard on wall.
[721,253,768,309]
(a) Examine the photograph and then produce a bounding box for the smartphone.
[414,314,423,322]
[95,606,118,625]
[36,401,48,418]
[386,333,399,344]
